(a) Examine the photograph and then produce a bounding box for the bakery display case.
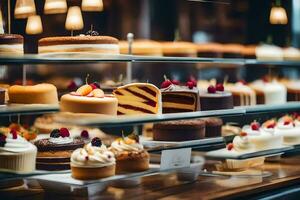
[1,0,300,199]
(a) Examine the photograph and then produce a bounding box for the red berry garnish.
[240,132,247,137]
[267,124,275,129]
[207,85,216,93]
[186,81,194,89]
[90,82,100,90]
[171,80,180,85]
[251,121,260,130]
[216,83,224,92]
[284,121,291,125]
[188,76,197,87]
[85,156,89,161]
[59,128,70,138]
[227,143,234,151]
[67,80,77,91]
[292,112,299,119]
[10,129,18,139]
[81,130,89,138]
[161,80,172,89]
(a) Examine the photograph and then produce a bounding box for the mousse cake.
[0,34,24,55]
[113,83,161,115]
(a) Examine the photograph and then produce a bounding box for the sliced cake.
[113,83,161,115]
[160,77,200,113]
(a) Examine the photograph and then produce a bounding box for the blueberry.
[91,137,102,147]
[50,129,60,138]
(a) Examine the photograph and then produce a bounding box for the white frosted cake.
[226,82,256,106]
[255,45,283,61]
[275,115,300,145]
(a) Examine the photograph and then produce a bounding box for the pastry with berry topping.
[225,82,256,106]
[71,137,116,180]
[38,32,119,54]
[113,83,161,115]
[8,83,58,104]
[160,76,200,113]
[250,79,286,105]
[153,119,205,141]
[109,134,149,173]
[275,115,300,145]
[34,128,84,170]
[199,83,233,111]
[0,129,37,173]
[60,82,118,115]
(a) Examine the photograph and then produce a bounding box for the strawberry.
[251,121,260,130]
[59,128,70,138]
[227,143,234,151]
[76,84,93,96]
[171,80,180,85]
[216,83,224,92]
[207,85,216,93]
[10,129,18,139]
[161,80,172,88]
[284,121,291,126]
[9,123,21,132]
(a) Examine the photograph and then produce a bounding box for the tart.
[71,138,116,180]
[109,134,149,173]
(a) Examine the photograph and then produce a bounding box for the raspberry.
[10,129,18,139]
[59,128,70,138]
[186,81,195,89]
[207,85,216,93]
[81,130,89,138]
[215,83,224,92]
[227,143,234,151]
[161,80,172,89]
[251,121,260,130]
[91,137,102,147]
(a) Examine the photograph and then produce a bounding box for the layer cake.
[0,34,24,55]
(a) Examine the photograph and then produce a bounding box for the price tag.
[160,148,191,170]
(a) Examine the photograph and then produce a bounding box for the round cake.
[203,117,223,138]
[153,119,205,141]
[241,45,256,59]
[38,35,119,54]
[255,45,283,61]
[197,43,223,58]
[0,34,24,55]
[283,47,300,61]
[225,82,256,106]
[161,41,198,57]
[221,44,244,58]
[119,40,163,56]
[60,84,118,115]
[8,83,58,104]
[281,80,300,101]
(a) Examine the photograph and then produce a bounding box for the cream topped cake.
[71,138,116,180]
[275,115,300,145]
[60,82,118,115]
[255,45,283,61]
[113,83,161,115]
[225,82,256,106]
[0,34,24,55]
[38,32,119,54]
[250,80,287,105]
[283,47,300,61]
[0,129,37,173]
[160,77,200,113]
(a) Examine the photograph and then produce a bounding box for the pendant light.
[44,0,67,14]
[82,0,104,12]
[65,6,84,35]
[26,15,43,35]
[0,8,4,34]
[14,0,36,19]
[269,0,288,24]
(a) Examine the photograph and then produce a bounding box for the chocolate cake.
[153,119,205,141]
[0,34,24,55]
[161,79,200,113]
[34,129,84,170]
[203,118,223,138]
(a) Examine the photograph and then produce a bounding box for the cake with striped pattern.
[113,83,161,115]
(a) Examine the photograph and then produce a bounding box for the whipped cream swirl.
[242,125,260,136]
[232,136,255,153]
[110,139,144,153]
[0,133,36,153]
[49,136,73,144]
[71,143,115,167]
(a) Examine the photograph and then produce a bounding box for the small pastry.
[109,134,149,173]
[71,137,116,180]
[275,115,300,145]
[0,129,37,173]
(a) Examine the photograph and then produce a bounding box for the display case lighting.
[44,0,67,14]
[82,0,104,12]
[14,0,36,19]
[26,15,43,35]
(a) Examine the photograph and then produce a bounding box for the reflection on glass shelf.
[0,104,59,116]
[0,54,299,65]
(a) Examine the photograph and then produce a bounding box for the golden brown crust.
[119,40,163,55]
[161,41,197,57]
[39,36,119,46]
[113,150,149,161]
[116,157,149,173]
[37,150,73,158]
[71,164,115,180]
[197,43,224,53]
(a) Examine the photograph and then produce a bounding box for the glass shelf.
[0,54,299,66]
[0,104,59,116]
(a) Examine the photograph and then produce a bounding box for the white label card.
[160,148,191,170]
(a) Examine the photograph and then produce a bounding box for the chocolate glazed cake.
[153,119,205,141]
[34,129,84,170]
[199,91,233,111]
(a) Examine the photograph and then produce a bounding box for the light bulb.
[26,15,43,35]
[82,0,104,12]
[269,6,288,24]
[65,6,84,31]
[14,0,36,19]
[44,0,67,14]
[0,9,4,34]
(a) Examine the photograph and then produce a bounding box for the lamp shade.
[269,6,288,24]
[65,6,84,31]
[82,0,104,12]
[26,15,43,35]
[14,0,36,19]
[0,9,4,34]
[44,0,67,14]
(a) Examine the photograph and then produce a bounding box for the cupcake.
[34,128,85,170]
[71,137,116,180]
[109,134,149,173]
[0,129,37,173]
[275,115,300,145]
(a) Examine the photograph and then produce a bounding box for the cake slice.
[113,83,161,115]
